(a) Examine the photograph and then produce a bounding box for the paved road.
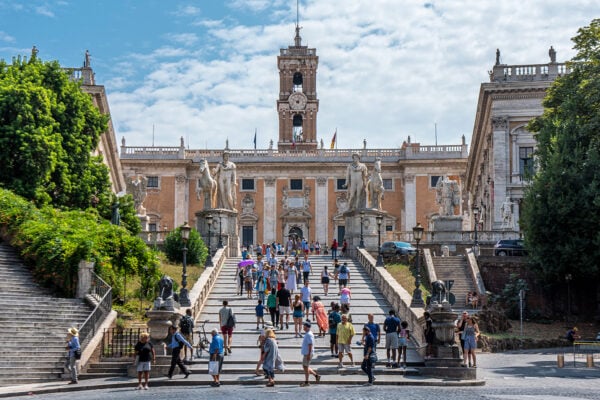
[4,350,599,399]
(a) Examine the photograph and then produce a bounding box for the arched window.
[293,72,303,93]
[293,114,303,142]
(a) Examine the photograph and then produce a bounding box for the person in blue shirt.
[65,327,81,384]
[383,309,401,368]
[166,325,193,379]
[361,326,376,385]
[209,328,225,387]
[362,313,381,349]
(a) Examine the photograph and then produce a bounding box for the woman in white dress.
[286,262,297,294]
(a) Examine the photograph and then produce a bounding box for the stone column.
[315,177,328,244]
[174,174,188,227]
[404,174,416,231]
[492,116,509,230]
[76,260,95,299]
[263,178,277,242]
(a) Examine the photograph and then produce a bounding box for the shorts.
[385,332,399,349]
[182,333,193,345]
[293,310,303,318]
[339,278,348,287]
[279,306,291,315]
[136,361,151,372]
[245,280,253,291]
[330,333,337,345]
[322,276,330,284]
[338,343,352,354]
[303,301,311,311]
[211,354,224,374]
[398,337,407,347]
[464,336,477,351]
[221,326,233,336]
[302,355,312,367]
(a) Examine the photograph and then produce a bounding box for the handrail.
[78,272,113,348]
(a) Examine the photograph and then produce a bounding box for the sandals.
[266,382,275,387]
[315,374,321,383]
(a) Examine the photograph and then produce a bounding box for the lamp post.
[179,222,191,307]
[217,214,224,249]
[376,215,384,267]
[565,273,572,323]
[472,205,479,256]
[410,222,425,308]
[205,214,214,267]
[359,210,365,248]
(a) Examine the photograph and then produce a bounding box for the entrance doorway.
[337,226,345,242]
[242,226,254,249]
[288,226,303,240]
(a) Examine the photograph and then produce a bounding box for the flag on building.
[292,133,296,148]
[330,129,337,149]
[253,129,257,149]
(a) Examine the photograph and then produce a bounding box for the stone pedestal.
[343,209,387,253]
[196,208,239,257]
[145,310,181,344]
[76,260,94,299]
[431,215,464,250]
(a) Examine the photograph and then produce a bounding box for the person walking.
[300,280,312,319]
[331,238,338,259]
[166,325,192,379]
[292,294,305,337]
[218,300,235,355]
[208,328,224,387]
[341,239,348,257]
[397,320,410,369]
[267,289,279,327]
[337,262,350,294]
[300,321,322,386]
[321,265,332,296]
[462,316,480,368]
[361,326,376,385]
[424,311,435,358]
[301,254,312,284]
[255,299,266,330]
[286,261,298,294]
[179,309,195,362]
[263,328,280,387]
[456,311,469,353]
[332,259,341,286]
[65,327,81,384]
[276,286,292,330]
[312,296,329,337]
[336,314,355,368]
[383,310,400,368]
[362,313,381,349]
[328,303,342,357]
[133,332,155,390]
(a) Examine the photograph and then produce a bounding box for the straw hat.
[68,327,79,336]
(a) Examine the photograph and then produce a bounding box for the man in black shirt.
[276,287,291,330]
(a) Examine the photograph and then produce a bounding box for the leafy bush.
[163,226,207,266]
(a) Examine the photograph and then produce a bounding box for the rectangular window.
[149,223,157,232]
[430,175,442,188]
[385,225,393,232]
[147,176,159,188]
[336,179,346,190]
[383,178,393,190]
[241,178,255,191]
[519,147,534,180]
[290,179,303,190]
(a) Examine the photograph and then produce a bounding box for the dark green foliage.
[522,19,600,313]
[0,188,160,298]
[0,56,111,210]
[164,226,208,266]
[489,273,528,320]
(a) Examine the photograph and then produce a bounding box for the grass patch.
[385,263,430,298]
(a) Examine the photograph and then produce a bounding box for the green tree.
[523,19,600,313]
[0,55,111,210]
[164,226,208,266]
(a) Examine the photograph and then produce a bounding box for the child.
[255,299,266,329]
[398,320,410,369]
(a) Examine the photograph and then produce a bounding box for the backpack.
[180,315,193,334]
[340,265,348,274]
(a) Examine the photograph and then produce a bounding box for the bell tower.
[277,23,319,150]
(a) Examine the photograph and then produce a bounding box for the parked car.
[494,239,527,256]
[380,241,417,259]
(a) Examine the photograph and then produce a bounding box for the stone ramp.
[191,254,425,379]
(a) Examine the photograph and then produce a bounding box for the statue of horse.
[196,159,217,209]
[367,158,385,209]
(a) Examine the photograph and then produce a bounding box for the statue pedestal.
[145,310,180,344]
[431,215,463,242]
[343,209,387,254]
[196,208,239,257]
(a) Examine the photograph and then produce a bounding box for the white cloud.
[0,31,15,43]
[173,5,202,17]
[165,33,199,46]
[110,0,597,150]
[35,6,55,18]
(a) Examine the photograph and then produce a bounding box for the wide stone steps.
[0,241,93,386]
[431,256,475,308]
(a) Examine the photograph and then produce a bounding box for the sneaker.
[472,364,477,368]
[299,382,310,387]
[386,362,391,368]
[392,362,399,368]
[136,384,143,390]
[184,370,191,378]
[363,382,373,386]
[143,385,149,390]
[286,323,289,329]
[338,362,344,368]
[315,374,321,383]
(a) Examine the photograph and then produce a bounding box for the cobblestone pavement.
[5,349,599,399]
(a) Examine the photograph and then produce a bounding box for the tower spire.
[294,0,302,46]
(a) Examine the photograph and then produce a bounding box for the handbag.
[208,360,219,375]
[74,348,82,360]
[368,351,378,363]
[225,309,236,328]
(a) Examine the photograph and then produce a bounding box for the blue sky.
[0,1,597,150]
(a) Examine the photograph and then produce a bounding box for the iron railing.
[101,327,147,358]
[78,272,112,348]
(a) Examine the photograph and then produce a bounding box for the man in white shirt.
[299,321,321,386]
[300,281,312,320]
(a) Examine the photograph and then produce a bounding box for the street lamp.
[217,214,224,249]
[410,222,425,308]
[565,273,572,323]
[359,210,365,248]
[376,215,384,267]
[205,214,214,267]
[179,222,192,307]
[472,205,479,256]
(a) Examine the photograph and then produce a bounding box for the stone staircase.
[0,241,93,385]
[431,255,476,308]
[186,254,424,378]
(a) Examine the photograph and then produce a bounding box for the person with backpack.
[166,325,192,379]
[218,300,236,355]
[328,303,342,357]
[179,309,195,362]
[338,262,350,293]
[566,326,581,344]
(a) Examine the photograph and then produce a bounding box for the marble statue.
[343,153,368,211]
[196,159,217,209]
[367,158,385,210]
[127,175,148,215]
[500,197,514,229]
[213,151,237,211]
[435,177,460,216]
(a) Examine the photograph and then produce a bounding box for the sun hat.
[68,327,79,336]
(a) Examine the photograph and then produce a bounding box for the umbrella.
[238,259,255,268]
